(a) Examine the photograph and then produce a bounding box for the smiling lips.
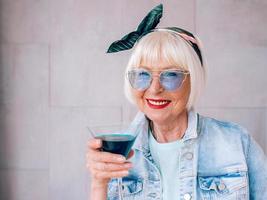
[146,99,171,109]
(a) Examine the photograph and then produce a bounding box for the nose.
[148,75,164,93]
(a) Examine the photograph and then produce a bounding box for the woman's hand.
[86,138,134,188]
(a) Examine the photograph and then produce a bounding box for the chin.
[145,111,170,124]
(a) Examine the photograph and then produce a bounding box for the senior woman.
[86,4,267,200]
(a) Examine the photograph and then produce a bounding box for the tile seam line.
[0,42,49,46]
[48,105,267,109]
[194,0,197,33]
[48,43,52,108]
[49,105,123,109]
[197,106,267,109]
[0,168,49,171]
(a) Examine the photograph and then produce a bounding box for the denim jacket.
[107,111,267,200]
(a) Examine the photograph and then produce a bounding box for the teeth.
[148,100,169,105]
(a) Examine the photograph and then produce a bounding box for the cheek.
[171,82,191,106]
[132,90,145,107]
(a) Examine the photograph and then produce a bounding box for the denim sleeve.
[246,135,267,200]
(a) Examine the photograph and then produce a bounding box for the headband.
[107,4,203,66]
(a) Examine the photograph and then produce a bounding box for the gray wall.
[0,0,266,199]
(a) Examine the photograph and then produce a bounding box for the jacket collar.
[133,109,199,153]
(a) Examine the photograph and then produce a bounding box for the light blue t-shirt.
[148,110,198,200]
[149,131,183,200]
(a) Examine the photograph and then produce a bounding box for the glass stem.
[117,178,123,200]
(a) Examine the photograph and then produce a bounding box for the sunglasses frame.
[126,68,190,91]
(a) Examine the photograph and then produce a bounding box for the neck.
[151,109,188,143]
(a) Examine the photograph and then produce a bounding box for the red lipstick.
[146,99,171,109]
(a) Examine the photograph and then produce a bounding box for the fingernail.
[125,163,132,168]
[96,139,101,145]
[117,156,126,162]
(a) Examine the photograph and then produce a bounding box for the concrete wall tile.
[0,0,50,43]
[0,104,49,169]
[197,46,267,107]
[48,106,122,199]
[0,44,49,106]
[50,42,126,106]
[196,0,267,107]
[119,1,195,32]
[196,1,267,48]
[50,0,125,44]
[122,103,138,123]
[49,0,128,107]
[0,44,49,169]
[0,44,14,103]
[159,0,195,31]
[0,169,48,200]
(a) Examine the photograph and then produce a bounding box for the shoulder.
[197,114,251,163]
[198,114,250,141]
[196,114,252,174]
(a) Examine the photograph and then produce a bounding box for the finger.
[92,169,129,179]
[86,154,132,172]
[87,139,102,150]
[127,150,134,159]
[93,161,132,172]
[90,151,126,163]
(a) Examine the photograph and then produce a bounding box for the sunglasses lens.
[128,70,151,90]
[160,71,185,90]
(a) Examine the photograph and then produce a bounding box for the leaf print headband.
[107,4,203,66]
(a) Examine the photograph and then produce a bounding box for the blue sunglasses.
[127,68,189,91]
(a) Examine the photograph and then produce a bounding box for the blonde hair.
[124,29,207,110]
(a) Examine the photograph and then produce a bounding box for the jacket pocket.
[108,177,143,199]
[198,172,248,200]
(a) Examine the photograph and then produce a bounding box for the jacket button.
[183,152,193,160]
[218,182,226,191]
[183,193,191,200]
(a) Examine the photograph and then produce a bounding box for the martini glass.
[88,122,144,200]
